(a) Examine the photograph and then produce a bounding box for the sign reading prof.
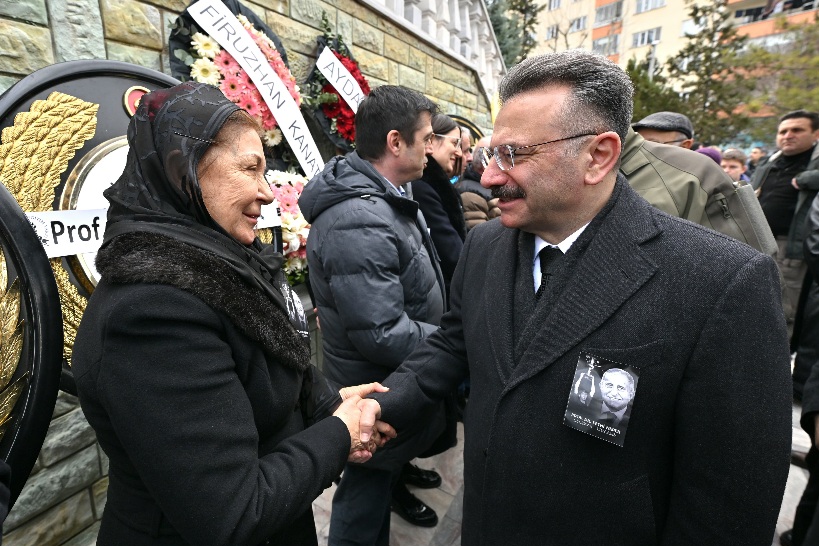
[26,209,107,259]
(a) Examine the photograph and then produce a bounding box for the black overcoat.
[73,234,350,546]
[374,177,792,545]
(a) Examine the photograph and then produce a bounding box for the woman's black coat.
[411,157,466,298]
[73,234,349,546]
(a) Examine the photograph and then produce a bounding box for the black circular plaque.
[0,183,62,508]
[0,60,180,396]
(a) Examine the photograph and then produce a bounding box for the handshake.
[335,383,395,464]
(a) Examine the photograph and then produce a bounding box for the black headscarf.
[102,82,307,340]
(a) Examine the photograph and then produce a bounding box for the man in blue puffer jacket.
[300,85,452,546]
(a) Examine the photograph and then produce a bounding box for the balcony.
[735,5,818,38]
[359,0,506,103]
[732,0,816,25]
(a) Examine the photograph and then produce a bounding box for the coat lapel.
[506,183,662,391]
[482,226,520,383]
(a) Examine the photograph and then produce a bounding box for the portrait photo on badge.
[563,352,640,447]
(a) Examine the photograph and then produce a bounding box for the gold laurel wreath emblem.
[0,251,28,441]
[0,92,99,369]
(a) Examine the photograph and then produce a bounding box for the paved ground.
[314,406,811,546]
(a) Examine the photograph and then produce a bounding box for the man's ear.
[385,129,402,158]
[584,131,621,186]
[680,138,694,149]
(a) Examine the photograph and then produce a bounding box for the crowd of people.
[6,48,813,546]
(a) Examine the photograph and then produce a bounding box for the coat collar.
[482,175,662,389]
[97,232,311,371]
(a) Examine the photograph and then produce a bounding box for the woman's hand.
[333,395,376,462]
[339,382,389,401]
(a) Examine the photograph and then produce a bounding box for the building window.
[635,0,665,14]
[680,18,704,36]
[595,1,623,25]
[592,34,620,55]
[632,27,661,47]
[569,16,587,33]
[545,24,559,40]
[548,0,561,10]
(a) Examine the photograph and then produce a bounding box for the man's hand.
[792,177,800,190]
[339,382,390,401]
[333,395,395,463]
[357,398,386,444]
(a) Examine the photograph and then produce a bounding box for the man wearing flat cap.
[621,112,777,259]
[632,111,694,149]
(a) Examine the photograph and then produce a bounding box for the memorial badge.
[563,352,641,447]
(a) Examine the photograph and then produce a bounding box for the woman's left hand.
[339,382,389,400]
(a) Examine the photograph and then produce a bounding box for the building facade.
[533,0,817,70]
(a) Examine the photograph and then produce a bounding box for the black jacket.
[299,152,449,469]
[799,193,819,424]
[751,144,819,258]
[411,157,466,297]
[73,233,349,546]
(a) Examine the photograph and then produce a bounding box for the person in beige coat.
[456,135,501,231]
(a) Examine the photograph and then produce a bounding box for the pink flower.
[214,50,241,75]
[278,194,298,213]
[220,74,244,99]
[235,70,252,88]
[237,91,261,118]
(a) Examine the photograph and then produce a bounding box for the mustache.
[491,185,526,200]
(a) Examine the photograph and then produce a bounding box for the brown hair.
[722,148,747,164]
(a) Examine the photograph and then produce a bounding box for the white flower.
[282,229,302,254]
[236,14,252,29]
[282,212,310,240]
[265,169,308,188]
[263,128,283,147]
[190,58,221,85]
[284,256,307,274]
[191,32,220,59]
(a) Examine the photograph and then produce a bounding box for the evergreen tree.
[626,57,684,122]
[507,0,547,63]
[666,0,757,145]
[487,0,545,68]
[487,0,522,69]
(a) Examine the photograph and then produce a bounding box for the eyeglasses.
[480,132,597,171]
[433,133,462,148]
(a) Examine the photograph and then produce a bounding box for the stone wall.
[0,0,494,133]
[0,1,491,543]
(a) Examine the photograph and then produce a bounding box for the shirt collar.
[533,222,590,264]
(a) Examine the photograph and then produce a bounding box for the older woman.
[73,82,391,546]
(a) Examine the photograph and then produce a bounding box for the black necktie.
[536,246,564,300]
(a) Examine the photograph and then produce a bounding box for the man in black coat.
[358,50,792,545]
[781,192,819,546]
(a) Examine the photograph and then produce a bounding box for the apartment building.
[533,0,817,70]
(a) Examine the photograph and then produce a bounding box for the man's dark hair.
[355,86,438,161]
[780,110,819,131]
[498,50,634,146]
